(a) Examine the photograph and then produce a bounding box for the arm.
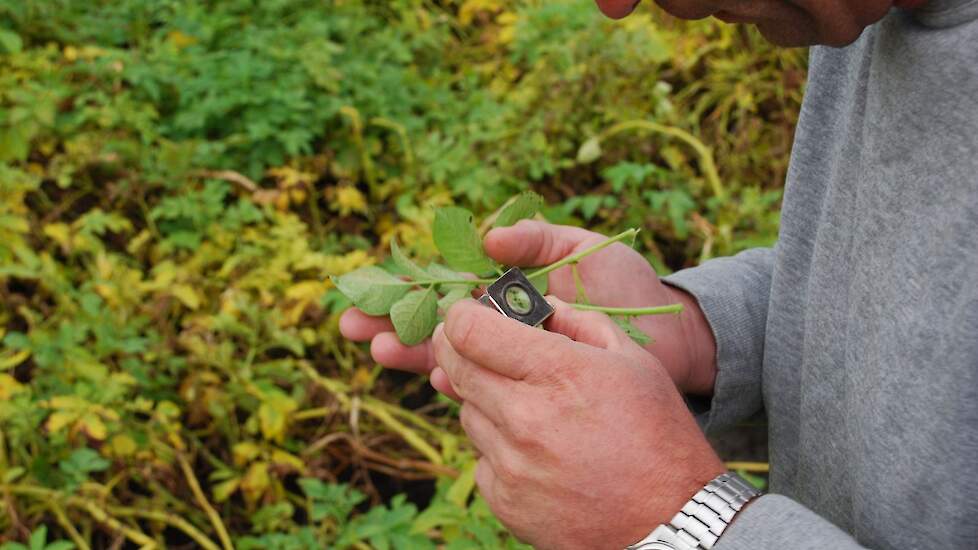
[717,495,868,549]
[663,247,775,433]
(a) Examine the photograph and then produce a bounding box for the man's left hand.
[432,298,726,550]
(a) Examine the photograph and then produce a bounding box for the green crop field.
[0,1,805,547]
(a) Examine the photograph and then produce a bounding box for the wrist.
[664,284,717,395]
[625,471,762,550]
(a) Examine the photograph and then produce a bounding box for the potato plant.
[334,192,683,346]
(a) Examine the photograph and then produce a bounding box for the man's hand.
[339,220,717,394]
[432,297,725,550]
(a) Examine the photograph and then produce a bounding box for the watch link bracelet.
[625,472,762,550]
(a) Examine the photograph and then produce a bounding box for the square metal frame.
[479,267,554,327]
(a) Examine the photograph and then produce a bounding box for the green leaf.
[390,288,438,346]
[576,137,603,164]
[29,526,47,550]
[0,29,22,54]
[427,263,469,291]
[446,460,477,508]
[527,272,548,295]
[59,448,110,476]
[390,238,430,281]
[438,287,470,312]
[298,478,365,523]
[433,207,498,275]
[493,191,544,228]
[331,266,410,316]
[613,317,652,346]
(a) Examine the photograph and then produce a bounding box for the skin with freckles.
[594,0,924,47]
[432,298,725,550]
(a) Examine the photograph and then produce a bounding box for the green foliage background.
[0,0,805,547]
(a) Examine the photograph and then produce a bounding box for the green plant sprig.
[332,192,681,346]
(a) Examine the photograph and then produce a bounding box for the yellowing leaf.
[171,284,201,310]
[270,449,306,473]
[240,461,270,504]
[332,185,368,216]
[233,441,262,467]
[46,411,75,434]
[108,434,138,457]
[497,11,519,44]
[0,374,25,399]
[49,395,87,410]
[459,0,503,26]
[267,166,316,188]
[212,477,241,503]
[258,393,298,443]
[323,250,374,276]
[167,30,198,49]
[79,412,108,440]
[43,223,72,250]
[285,280,327,302]
[0,349,30,371]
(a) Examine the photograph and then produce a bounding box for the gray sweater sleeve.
[662,247,775,433]
[664,249,869,549]
[715,495,866,549]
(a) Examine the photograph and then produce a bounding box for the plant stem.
[724,461,770,473]
[527,228,639,280]
[177,453,234,550]
[393,277,494,287]
[108,506,222,550]
[569,303,683,316]
[597,120,725,200]
[571,263,590,304]
[49,500,90,550]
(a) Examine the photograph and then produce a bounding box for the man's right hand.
[338,220,717,395]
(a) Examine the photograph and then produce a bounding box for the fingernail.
[433,322,445,338]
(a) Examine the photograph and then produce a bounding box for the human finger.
[429,367,462,402]
[459,402,510,464]
[432,322,517,422]
[339,307,395,342]
[369,332,436,374]
[474,456,498,508]
[483,220,603,267]
[543,296,641,354]
[443,299,576,381]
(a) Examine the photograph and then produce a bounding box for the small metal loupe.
[478,267,554,327]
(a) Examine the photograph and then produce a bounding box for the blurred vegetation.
[0,0,805,547]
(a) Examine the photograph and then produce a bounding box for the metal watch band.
[626,472,762,550]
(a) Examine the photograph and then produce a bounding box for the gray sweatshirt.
[663,2,978,549]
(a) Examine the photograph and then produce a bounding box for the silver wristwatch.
[625,472,762,550]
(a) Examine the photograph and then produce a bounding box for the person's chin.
[754,22,819,47]
[652,0,716,20]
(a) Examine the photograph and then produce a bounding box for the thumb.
[483,220,603,267]
[543,296,642,355]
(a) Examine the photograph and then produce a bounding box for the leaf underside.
[390,288,438,346]
[332,266,409,316]
[433,206,498,275]
[390,238,430,281]
[493,191,544,228]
